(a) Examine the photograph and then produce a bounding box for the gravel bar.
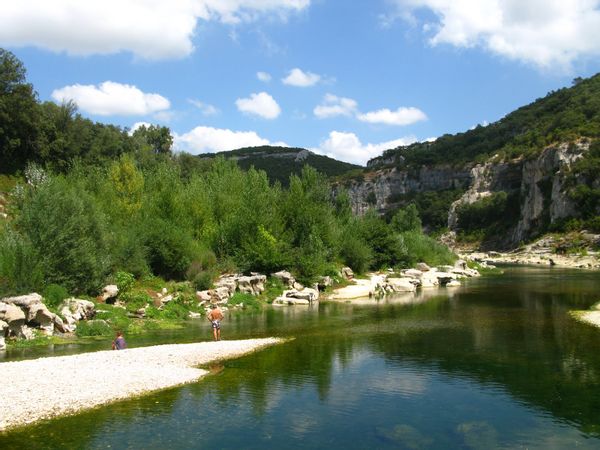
[0,338,284,431]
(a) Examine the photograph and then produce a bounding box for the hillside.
[198,146,362,186]
[346,73,600,249]
[368,74,600,169]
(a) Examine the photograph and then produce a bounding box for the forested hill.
[368,73,600,169]
[198,146,362,186]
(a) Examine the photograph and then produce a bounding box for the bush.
[401,231,456,267]
[114,271,135,293]
[42,284,69,310]
[75,320,112,337]
[17,177,110,294]
[0,226,43,296]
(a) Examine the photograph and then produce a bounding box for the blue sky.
[2,0,599,165]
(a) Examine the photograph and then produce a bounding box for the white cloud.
[51,81,170,116]
[235,92,281,119]
[0,0,311,60]
[257,71,272,82]
[282,68,321,87]
[129,121,152,135]
[174,126,285,154]
[314,131,417,165]
[314,94,358,118]
[357,106,427,126]
[188,99,219,116]
[388,0,600,69]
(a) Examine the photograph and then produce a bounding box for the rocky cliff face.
[346,141,589,248]
[342,165,471,215]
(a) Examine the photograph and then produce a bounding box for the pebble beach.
[0,338,283,432]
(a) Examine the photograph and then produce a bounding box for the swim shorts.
[211,320,221,330]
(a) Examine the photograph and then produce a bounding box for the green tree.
[391,203,422,232]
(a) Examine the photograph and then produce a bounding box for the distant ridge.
[198,146,362,185]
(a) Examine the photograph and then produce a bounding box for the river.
[1,266,600,449]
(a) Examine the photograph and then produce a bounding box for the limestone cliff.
[344,141,590,249]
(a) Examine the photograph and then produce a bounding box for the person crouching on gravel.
[207,304,224,341]
[112,331,127,350]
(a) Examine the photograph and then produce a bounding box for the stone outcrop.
[59,298,96,332]
[327,262,481,300]
[273,287,319,306]
[100,285,119,303]
[346,141,592,249]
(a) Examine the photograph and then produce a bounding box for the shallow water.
[2,267,600,449]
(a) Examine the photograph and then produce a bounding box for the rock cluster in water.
[328,260,481,300]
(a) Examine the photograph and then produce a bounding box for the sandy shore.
[0,338,283,432]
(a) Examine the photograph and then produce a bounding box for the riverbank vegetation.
[0,49,456,307]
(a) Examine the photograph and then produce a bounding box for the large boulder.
[215,276,237,295]
[26,303,55,335]
[1,293,43,308]
[53,314,73,333]
[271,271,295,288]
[196,290,212,302]
[386,278,417,292]
[100,285,119,303]
[401,269,423,279]
[317,276,333,290]
[60,298,95,321]
[416,262,431,272]
[237,275,266,296]
[340,267,354,280]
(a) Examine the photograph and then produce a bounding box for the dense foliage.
[371,74,600,168]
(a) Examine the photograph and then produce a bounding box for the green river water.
[1,266,600,449]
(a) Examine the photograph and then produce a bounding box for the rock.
[211,287,231,302]
[402,269,423,279]
[215,276,237,295]
[340,267,354,280]
[2,293,43,308]
[0,320,7,350]
[100,285,119,303]
[292,281,305,291]
[161,295,173,304]
[60,298,95,321]
[161,287,168,295]
[317,276,333,290]
[0,302,29,337]
[271,271,295,288]
[329,284,373,300]
[26,303,55,335]
[420,272,440,288]
[53,315,72,333]
[273,296,310,306]
[284,288,319,302]
[416,262,431,272]
[188,312,202,319]
[237,275,266,296]
[196,290,212,302]
[454,259,467,270]
[386,278,417,292]
[446,280,461,287]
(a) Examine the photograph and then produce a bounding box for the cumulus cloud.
[282,68,321,87]
[357,106,427,126]
[314,131,417,165]
[188,99,219,116]
[235,92,281,119]
[257,71,272,82]
[51,81,170,116]
[128,121,153,135]
[174,126,285,154]
[0,0,311,60]
[314,94,358,118]
[388,0,600,69]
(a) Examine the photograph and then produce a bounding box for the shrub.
[401,231,457,267]
[0,226,43,296]
[75,320,112,337]
[42,284,69,310]
[114,271,135,293]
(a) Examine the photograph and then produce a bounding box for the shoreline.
[0,338,284,432]
[465,251,600,270]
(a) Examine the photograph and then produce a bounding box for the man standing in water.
[207,303,224,341]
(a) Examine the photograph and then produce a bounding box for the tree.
[391,203,422,233]
[132,124,173,155]
[0,48,40,172]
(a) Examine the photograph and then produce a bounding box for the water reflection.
[1,267,600,449]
